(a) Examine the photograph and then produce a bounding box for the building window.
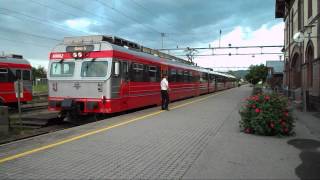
[308,0,312,18]
[290,10,293,41]
[318,0,320,15]
[298,0,303,31]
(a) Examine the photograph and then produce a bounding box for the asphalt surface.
[0,86,319,179]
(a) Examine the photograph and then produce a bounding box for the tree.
[32,65,47,80]
[245,64,268,85]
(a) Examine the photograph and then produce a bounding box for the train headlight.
[77,52,83,58]
[72,52,84,59]
[72,52,78,58]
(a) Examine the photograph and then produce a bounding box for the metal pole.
[161,33,165,49]
[219,30,222,47]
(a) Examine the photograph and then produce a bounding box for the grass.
[33,84,48,94]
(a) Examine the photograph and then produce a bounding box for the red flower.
[245,128,251,134]
[265,95,270,100]
[284,112,289,117]
[283,128,289,133]
[255,108,260,113]
[281,121,286,126]
[270,123,275,129]
[252,104,256,108]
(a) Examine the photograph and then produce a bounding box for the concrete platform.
[0,86,319,179]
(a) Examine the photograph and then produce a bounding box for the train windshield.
[81,61,108,77]
[50,62,75,77]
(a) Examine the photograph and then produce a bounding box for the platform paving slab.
[0,86,318,179]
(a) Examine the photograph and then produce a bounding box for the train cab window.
[81,61,108,77]
[23,70,31,80]
[0,68,8,82]
[50,62,75,77]
[148,66,157,82]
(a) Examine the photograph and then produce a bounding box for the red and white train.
[48,35,236,118]
[0,54,32,106]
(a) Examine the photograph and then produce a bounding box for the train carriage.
[0,54,32,106]
[47,35,236,119]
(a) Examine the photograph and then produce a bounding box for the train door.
[206,73,210,94]
[0,66,9,104]
[120,60,129,110]
[160,65,168,78]
[214,75,218,91]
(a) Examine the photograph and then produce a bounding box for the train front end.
[48,36,120,118]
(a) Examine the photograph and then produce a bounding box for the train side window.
[0,68,8,82]
[148,66,157,82]
[112,61,121,77]
[130,63,144,82]
[156,66,161,82]
[188,71,192,82]
[183,70,189,82]
[177,69,183,82]
[143,64,149,82]
[23,70,31,80]
[169,68,176,82]
[16,69,22,80]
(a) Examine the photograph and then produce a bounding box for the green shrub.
[239,93,294,136]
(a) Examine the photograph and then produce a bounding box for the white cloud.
[193,22,284,71]
[65,18,98,33]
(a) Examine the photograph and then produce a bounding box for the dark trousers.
[161,90,169,110]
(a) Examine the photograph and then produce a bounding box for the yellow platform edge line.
[0,91,227,164]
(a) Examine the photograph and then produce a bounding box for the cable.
[0,36,53,48]
[0,26,61,42]
[131,0,176,32]
[174,52,283,57]
[29,0,78,18]
[0,8,90,36]
[95,0,161,34]
[56,0,128,30]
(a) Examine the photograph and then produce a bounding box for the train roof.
[53,35,236,79]
[0,54,31,65]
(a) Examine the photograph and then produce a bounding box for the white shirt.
[161,78,169,90]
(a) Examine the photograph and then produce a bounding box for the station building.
[276,0,320,111]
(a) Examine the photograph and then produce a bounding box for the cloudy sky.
[0,0,283,71]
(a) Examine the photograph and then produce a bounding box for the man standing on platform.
[161,74,170,111]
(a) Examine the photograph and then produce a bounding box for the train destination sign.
[66,45,94,52]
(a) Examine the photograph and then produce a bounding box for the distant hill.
[225,70,248,79]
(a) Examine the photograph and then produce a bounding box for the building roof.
[266,61,284,74]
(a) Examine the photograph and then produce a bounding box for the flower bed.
[239,93,294,136]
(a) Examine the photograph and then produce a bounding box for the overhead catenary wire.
[94,0,181,47]
[29,0,78,19]
[0,8,89,36]
[0,36,53,48]
[55,0,129,29]
[0,26,61,42]
[94,0,161,34]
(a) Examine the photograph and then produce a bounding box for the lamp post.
[304,25,315,40]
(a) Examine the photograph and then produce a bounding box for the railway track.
[8,102,48,113]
